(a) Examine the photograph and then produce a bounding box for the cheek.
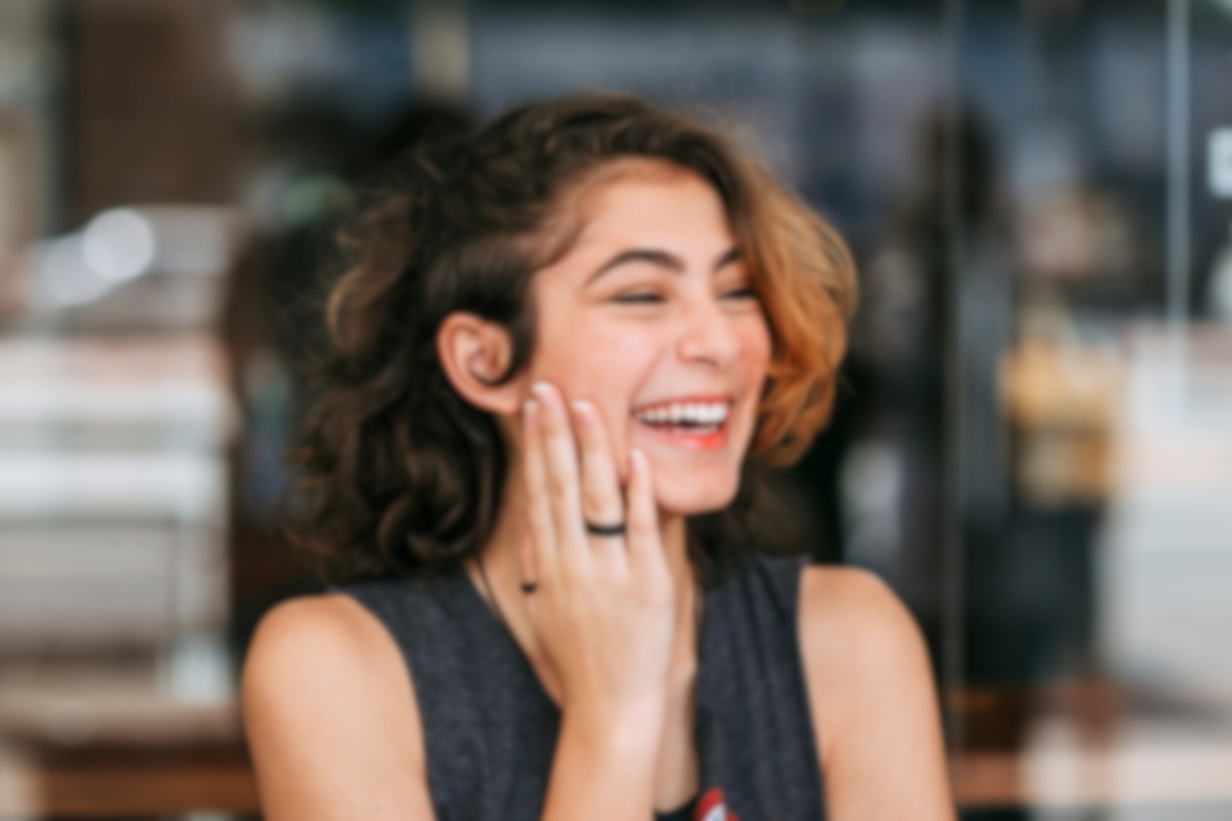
[544,325,649,383]
[739,315,773,380]
[531,320,663,430]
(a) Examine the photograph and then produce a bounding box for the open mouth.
[631,398,731,438]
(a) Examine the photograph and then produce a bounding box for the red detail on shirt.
[694,787,740,821]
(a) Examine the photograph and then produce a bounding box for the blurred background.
[1,0,1231,818]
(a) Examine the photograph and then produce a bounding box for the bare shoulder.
[246,595,363,671]
[244,593,397,694]
[243,593,434,820]
[798,565,925,672]
[797,566,954,819]
[796,565,933,740]
[243,594,411,734]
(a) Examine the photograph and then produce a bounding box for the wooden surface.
[0,660,259,817]
[12,764,259,817]
[5,746,1232,817]
[4,676,1232,817]
[6,749,1232,816]
[5,749,1006,817]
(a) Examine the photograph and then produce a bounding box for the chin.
[653,473,741,517]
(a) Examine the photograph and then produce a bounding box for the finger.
[624,448,661,568]
[570,399,626,560]
[518,531,538,591]
[532,382,589,560]
[521,397,558,580]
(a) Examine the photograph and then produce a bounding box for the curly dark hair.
[288,92,856,583]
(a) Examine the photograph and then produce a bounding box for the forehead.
[564,159,734,251]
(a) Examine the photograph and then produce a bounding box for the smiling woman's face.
[526,160,772,516]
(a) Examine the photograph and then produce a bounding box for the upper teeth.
[634,402,729,425]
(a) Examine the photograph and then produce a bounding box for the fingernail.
[630,448,645,474]
[523,398,538,414]
[531,381,552,398]
[572,401,595,430]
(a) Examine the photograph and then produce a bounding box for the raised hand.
[519,381,676,725]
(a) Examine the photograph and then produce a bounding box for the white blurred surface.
[1100,325,1232,698]
[0,335,236,654]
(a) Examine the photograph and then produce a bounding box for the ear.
[436,311,525,416]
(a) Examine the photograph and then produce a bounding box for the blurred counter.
[0,334,235,679]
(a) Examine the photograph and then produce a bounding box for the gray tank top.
[346,555,825,821]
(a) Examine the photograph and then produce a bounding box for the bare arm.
[242,594,437,820]
[799,566,956,821]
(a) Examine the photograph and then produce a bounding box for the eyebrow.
[586,246,741,286]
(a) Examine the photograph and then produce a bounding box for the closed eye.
[721,287,758,301]
[611,292,666,304]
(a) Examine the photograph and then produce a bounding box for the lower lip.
[633,418,729,451]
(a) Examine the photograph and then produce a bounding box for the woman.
[243,93,954,821]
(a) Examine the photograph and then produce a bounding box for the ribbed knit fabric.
[345,555,825,821]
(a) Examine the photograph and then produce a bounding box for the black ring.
[520,581,538,594]
[585,520,626,537]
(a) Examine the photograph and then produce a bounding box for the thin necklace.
[476,552,513,633]
[478,551,704,644]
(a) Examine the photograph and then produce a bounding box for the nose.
[676,292,741,368]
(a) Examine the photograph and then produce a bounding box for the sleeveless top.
[345,555,826,821]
